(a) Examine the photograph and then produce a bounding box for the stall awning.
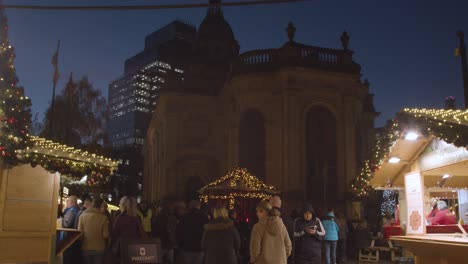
[354,108,468,196]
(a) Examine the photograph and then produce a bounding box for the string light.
[0,9,31,166]
[199,167,279,209]
[351,108,468,198]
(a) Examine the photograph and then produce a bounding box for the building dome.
[198,9,236,44]
[194,1,239,66]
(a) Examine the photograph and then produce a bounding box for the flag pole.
[456,31,468,109]
[50,40,60,138]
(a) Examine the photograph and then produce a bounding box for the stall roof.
[23,136,118,182]
[29,136,117,169]
[352,108,468,197]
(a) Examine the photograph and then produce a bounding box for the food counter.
[391,234,468,264]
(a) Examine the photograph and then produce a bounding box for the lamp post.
[456,31,468,109]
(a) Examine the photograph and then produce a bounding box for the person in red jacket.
[430,201,457,225]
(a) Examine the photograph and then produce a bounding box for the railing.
[240,49,275,65]
[231,43,360,75]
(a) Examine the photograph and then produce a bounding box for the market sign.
[121,239,161,264]
[405,172,426,235]
[62,187,69,196]
[417,139,468,172]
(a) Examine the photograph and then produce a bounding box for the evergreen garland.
[351,109,468,199]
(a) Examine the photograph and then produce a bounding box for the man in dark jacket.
[153,204,178,264]
[293,203,326,264]
[176,200,209,264]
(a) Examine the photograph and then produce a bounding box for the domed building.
[144,1,377,210]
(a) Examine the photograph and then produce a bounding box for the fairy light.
[351,108,468,198]
[0,9,32,165]
[26,136,118,186]
[199,167,279,209]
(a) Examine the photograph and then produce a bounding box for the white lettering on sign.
[131,256,155,261]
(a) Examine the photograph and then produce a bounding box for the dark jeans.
[176,250,204,264]
[294,255,321,264]
[337,239,347,263]
[63,241,82,264]
[161,249,175,264]
[324,240,337,264]
[83,250,104,264]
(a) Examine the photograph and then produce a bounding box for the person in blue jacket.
[322,209,340,264]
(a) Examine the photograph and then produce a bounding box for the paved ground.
[346,261,394,264]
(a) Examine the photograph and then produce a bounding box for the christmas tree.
[0,7,32,166]
[381,190,398,216]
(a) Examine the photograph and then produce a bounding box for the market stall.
[0,136,117,263]
[353,108,468,263]
[199,167,279,217]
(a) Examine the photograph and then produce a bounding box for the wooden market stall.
[353,108,468,263]
[0,136,117,264]
[199,167,279,218]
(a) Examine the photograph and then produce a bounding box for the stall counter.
[391,234,468,264]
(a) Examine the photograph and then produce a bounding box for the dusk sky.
[4,0,468,126]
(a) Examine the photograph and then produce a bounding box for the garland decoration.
[351,108,468,198]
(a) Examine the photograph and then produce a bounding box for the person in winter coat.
[176,199,209,264]
[62,195,81,264]
[78,197,110,264]
[293,203,326,264]
[249,200,292,264]
[153,204,178,264]
[430,200,457,225]
[322,209,340,264]
[137,200,153,237]
[202,206,241,264]
[335,211,348,264]
[112,196,146,262]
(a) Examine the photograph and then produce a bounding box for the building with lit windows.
[107,20,195,195]
[108,61,184,149]
[107,21,195,149]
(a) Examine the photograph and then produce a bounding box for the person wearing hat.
[293,203,325,264]
[322,209,340,264]
[249,200,292,264]
[269,195,296,264]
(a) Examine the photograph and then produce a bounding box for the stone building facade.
[144,4,377,210]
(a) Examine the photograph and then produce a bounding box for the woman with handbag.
[249,200,292,264]
[111,196,147,263]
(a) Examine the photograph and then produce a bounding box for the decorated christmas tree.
[0,7,32,166]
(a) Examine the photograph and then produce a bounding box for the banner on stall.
[404,172,426,235]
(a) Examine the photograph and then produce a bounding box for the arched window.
[239,109,266,180]
[305,106,337,208]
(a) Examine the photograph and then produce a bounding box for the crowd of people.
[58,194,365,264]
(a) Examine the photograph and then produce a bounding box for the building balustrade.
[231,43,360,75]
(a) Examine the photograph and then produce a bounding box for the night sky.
[4,0,468,127]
